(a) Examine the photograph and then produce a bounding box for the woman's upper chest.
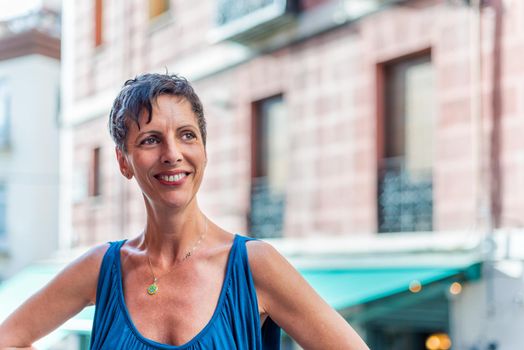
[119,250,228,346]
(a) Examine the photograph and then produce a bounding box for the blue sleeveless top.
[90,234,281,349]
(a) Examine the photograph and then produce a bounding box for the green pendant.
[147,282,158,295]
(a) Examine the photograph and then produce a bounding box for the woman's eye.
[182,132,196,141]
[141,136,159,145]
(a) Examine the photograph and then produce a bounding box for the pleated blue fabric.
[89,234,281,349]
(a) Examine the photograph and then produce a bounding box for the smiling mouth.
[156,173,188,182]
[155,173,190,185]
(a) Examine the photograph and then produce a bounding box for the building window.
[94,0,103,47]
[249,95,288,238]
[378,53,435,233]
[149,0,170,20]
[0,183,6,238]
[0,80,10,149]
[89,147,101,197]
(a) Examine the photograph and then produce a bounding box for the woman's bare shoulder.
[244,239,294,287]
[244,239,287,309]
[81,242,112,264]
[58,242,112,305]
[71,242,111,273]
[244,239,281,268]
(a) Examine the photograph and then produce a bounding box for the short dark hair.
[108,73,206,152]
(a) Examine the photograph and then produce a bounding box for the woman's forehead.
[153,94,188,110]
[135,96,197,129]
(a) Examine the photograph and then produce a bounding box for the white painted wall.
[451,261,524,350]
[0,54,60,278]
[58,0,75,250]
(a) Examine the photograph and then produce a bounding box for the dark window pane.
[379,55,434,233]
[250,95,287,238]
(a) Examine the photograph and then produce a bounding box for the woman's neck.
[140,199,207,267]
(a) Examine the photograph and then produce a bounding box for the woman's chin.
[156,195,195,210]
[143,189,197,212]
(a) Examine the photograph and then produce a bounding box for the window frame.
[376,49,435,233]
[249,94,288,238]
[88,147,102,197]
[94,0,103,47]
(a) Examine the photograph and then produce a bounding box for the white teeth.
[159,173,186,182]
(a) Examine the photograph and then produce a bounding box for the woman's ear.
[116,147,133,179]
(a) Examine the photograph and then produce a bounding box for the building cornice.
[266,230,487,269]
[0,29,60,61]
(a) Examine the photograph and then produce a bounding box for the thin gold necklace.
[145,217,208,296]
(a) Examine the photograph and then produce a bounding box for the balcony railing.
[211,0,296,44]
[216,0,276,26]
[0,8,61,39]
[249,176,285,238]
[378,158,433,233]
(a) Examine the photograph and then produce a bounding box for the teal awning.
[0,263,62,318]
[300,264,481,310]
[0,259,481,347]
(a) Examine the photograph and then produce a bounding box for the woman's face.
[116,95,207,211]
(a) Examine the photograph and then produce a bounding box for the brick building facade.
[61,0,524,348]
[65,0,524,245]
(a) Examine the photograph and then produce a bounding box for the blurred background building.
[2,0,524,349]
[0,1,61,278]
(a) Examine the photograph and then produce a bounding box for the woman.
[0,74,369,350]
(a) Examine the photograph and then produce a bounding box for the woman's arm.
[0,244,109,349]
[247,240,370,350]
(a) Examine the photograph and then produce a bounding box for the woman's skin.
[0,95,369,350]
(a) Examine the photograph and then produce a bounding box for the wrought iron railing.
[249,176,285,238]
[378,158,433,233]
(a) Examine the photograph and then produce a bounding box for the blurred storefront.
[273,232,487,349]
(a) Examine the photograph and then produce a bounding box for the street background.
[1,0,523,349]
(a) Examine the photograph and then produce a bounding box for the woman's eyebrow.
[177,124,198,131]
[135,130,162,138]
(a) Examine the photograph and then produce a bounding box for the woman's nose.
[160,139,183,164]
